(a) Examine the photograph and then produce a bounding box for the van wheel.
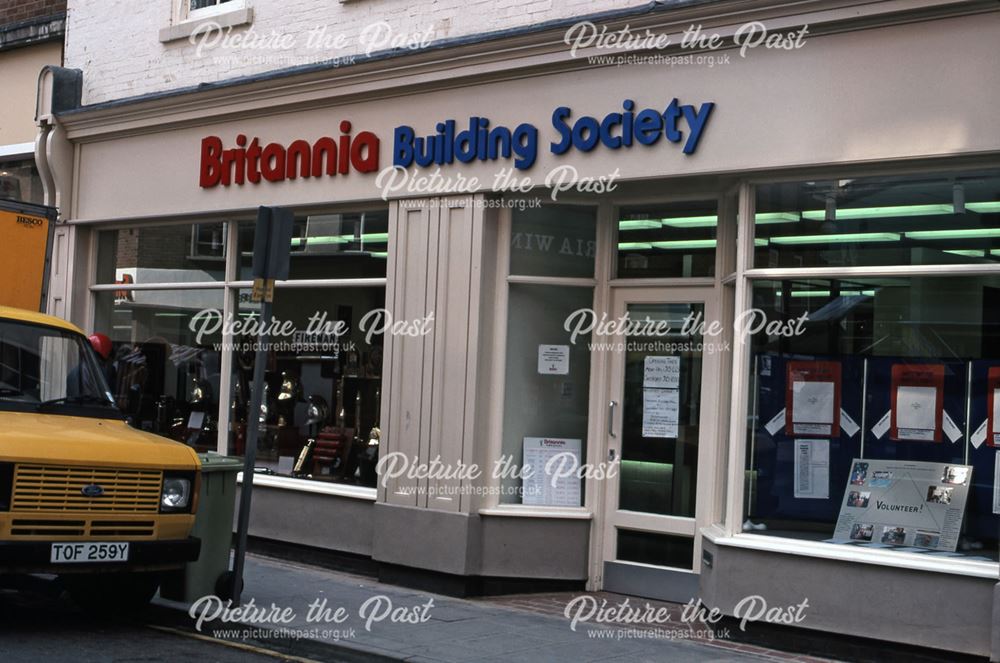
[63,572,161,612]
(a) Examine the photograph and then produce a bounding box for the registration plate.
[50,542,130,564]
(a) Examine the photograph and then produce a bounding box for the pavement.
[149,554,838,662]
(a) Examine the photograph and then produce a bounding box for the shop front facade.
[37,0,1000,656]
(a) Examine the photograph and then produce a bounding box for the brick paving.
[479,591,839,662]
[155,555,843,662]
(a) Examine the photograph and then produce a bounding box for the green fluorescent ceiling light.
[370,252,389,259]
[754,212,800,225]
[660,215,718,228]
[769,232,900,245]
[291,232,389,246]
[650,239,718,250]
[618,220,662,230]
[650,239,717,249]
[906,228,1000,240]
[942,249,985,257]
[618,238,768,251]
[653,213,801,228]
[622,213,801,230]
[801,204,953,220]
[642,239,768,250]
[624,202,1000,232]
[968,202,1000,213]
[291,236,347,246]
[776,290,877,298]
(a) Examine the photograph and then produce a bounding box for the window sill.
[702,528,999,580]
[158,7,253,44]
[237,472,377,501]
[479,505,593,520]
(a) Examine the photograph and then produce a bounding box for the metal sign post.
[229,206,293,604]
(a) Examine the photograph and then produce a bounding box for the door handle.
[608,400,617,437]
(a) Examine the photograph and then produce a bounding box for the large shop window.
[229,284,386,487]
[743,170,1000,564]
[227,210,389,488]
[92,288,225,451]
[237,211,388,281]
[754,171,1000,268]
[96,222,228,286]
[617,201,718,278]
[500,205,596,505]
[93,221,229,451]
[90,210,389,492]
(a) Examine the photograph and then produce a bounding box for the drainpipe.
[35,65,82,210]
[35,66,82,318]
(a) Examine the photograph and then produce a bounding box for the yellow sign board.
[0,208,51,311]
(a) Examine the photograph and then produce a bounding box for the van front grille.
[7,518,157,538]
[89,520,155,537]
[12,465,162,513]
[10,519,86,536]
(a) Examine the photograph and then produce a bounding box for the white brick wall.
[65,0,648,105]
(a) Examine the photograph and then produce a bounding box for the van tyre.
[62,572,161,612]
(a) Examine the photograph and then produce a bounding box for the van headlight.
[161,475,192,512]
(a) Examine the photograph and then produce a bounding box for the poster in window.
[522,437,582,507]
[832,458,972,552]
[890,364,944,442]
[642,388,679,438]
[785,361,841,437]
[987,367,1000,447]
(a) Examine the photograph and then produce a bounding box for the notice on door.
[643,356,680,389]
[537,345,570,375]
[522,437,582,507]
[831,458,972,552]
[642,388,679,438]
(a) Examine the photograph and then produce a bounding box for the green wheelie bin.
[160,453,242,602]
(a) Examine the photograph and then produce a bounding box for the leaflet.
[792,381,835,424]
[840,409,860,438]
[642,388,679,438]
[994,453,1000,515]
[794,439,829,499]
[941,411,962,444]
[896,385,937,440]
[994,388,1000,445]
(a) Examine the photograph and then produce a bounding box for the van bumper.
[0,537,201,573]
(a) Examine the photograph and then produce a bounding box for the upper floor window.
[160,0,251,43]
[188,0,245,19]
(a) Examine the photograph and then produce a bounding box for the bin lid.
[197,452,245,473]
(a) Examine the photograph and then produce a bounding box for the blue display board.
[749,352,1000,544]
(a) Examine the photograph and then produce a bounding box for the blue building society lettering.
[393,98,714,171]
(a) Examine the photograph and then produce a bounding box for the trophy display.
[293,394,329,477]
[360,387,381,486]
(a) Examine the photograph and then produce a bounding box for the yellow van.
[0,306,201,608]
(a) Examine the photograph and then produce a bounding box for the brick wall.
[65,0,648,105]
[0,0,66,26]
